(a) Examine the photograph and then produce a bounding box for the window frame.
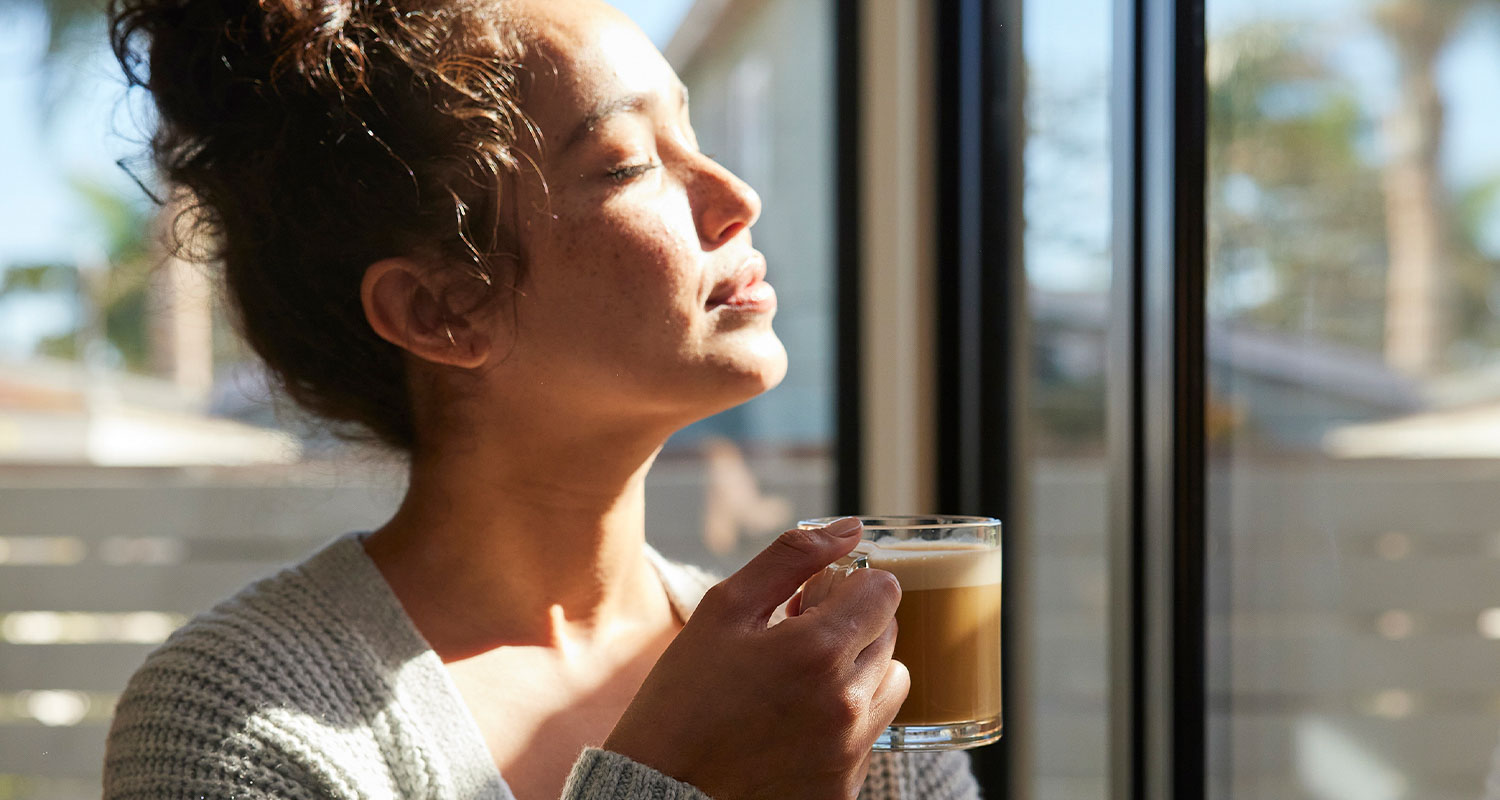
[1105,0,1209,796]
[844,0,1214,796]
[933,0,1026,792]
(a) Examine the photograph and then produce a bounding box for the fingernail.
[824,516,862,537]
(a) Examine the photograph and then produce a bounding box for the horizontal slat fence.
[0,454,831,797]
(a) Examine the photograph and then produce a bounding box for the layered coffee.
[865,540,1002,726]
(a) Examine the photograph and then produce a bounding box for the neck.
[364,421,677,661]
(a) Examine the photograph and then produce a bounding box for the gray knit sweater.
[103,533,980,799]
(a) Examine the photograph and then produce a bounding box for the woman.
[103,0,980,797]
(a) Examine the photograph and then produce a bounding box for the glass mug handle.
[798,550,870,612]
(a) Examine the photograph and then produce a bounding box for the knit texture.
[563,749,708,799]
[103,533,980,799]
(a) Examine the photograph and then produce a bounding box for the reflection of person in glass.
[101,0,979,797]
[702,435,793,555]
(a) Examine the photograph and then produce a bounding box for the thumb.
[716,517,864,625]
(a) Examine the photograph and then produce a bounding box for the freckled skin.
[485,0,788,433]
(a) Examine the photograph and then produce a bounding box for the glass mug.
[798,515,1003,751]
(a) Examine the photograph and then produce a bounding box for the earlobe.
[360,258,491,369]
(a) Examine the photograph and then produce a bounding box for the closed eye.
[607,162,659,183]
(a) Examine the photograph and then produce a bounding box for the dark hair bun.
[110,0,531,451]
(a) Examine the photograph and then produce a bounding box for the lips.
[706,253,776,312]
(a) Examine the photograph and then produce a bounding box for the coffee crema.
[865,542,1002,726]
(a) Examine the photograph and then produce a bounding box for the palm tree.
[1372,0,1479,375]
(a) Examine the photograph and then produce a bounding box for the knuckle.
[698,582,744,621]
[889,659,912,695]
[821,685,865,728]
[698,581,730,611]
[866,569,902,605]
[772,527,823,559]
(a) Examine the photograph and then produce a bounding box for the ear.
[361,258,490,369]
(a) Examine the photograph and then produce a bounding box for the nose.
[690,154,762,249]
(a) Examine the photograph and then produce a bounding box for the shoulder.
[104,535,430,798]
[117,536,383,711]
[122,532,430,688]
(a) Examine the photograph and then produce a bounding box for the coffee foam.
[862,538,1002,591]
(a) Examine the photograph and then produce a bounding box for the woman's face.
[493,0,787,430]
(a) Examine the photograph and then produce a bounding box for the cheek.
[545,212,700,322]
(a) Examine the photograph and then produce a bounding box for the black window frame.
[832,0,1210,796]
[1108,0,1208,796]
[933,0,1025,792]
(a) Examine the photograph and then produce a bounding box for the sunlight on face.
[475,0,786,433]
[594,22,662,98]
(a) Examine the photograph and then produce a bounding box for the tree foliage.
[1208,14,1500,368]
[0,0,161,371]
[0,178,155,370]
[1209,23,1390,350]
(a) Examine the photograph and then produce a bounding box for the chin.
[738,335,789,394]
[691,337,789,418]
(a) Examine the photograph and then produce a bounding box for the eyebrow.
[560,83,691,154]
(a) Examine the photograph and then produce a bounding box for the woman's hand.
[603,517,908,800]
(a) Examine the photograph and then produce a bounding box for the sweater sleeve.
[899,751,983,799]
[859,751,982,799]
[102,588,440,800]
[558,748,981,800]
[562,749,713,800]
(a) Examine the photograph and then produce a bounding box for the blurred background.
[3,0,1500,798]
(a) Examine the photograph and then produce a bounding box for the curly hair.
[110,0,537,451]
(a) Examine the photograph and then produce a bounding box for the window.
[1206,1,1500,797]
[1022,0,1114,795]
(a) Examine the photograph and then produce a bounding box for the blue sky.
[611,0,695,46]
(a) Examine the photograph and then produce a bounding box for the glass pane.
[0,1,837,794]
[1022,0,1113,795]
[660,0,838,574]
[1206,2,1500,798]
